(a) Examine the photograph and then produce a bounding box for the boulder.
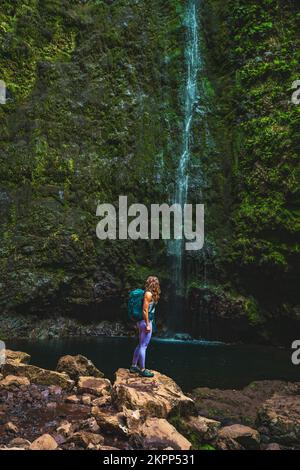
[4,350,31,365]
[92,395,112,407]
[77,376,111,397]
[57,421,76,438]
[56,355,104,381]
[217,424,260,450]
[265,443,281,450]
[122,407,143,433]
[0,375,30,387]
[179,416,221,442]
[257,392,300,445]
[112,369,195,418]
[2,362,74,390]
[68,431,104,448]
[8,438,31,450]
[80,417,100,433]
[4,421,19,434]
[65,394,80,404]
[191,380,289,426]
[216,437,243,450]
[134,418,192,450]
[92,407,130,436]
[30,434,58,451]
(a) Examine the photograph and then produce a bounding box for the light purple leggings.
[132,320,152,369]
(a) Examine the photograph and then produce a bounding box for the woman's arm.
[143,291,152,332]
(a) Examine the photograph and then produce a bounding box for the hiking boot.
[139,369,154,378]
[129,365,140,374]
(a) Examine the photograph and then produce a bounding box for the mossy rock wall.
[0,0,185,318]
[185,0,300,344]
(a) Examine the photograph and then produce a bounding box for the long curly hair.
[144,276,161,303]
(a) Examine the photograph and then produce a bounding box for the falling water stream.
[169,0,201,332]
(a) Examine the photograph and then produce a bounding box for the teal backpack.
[128,289,145,322]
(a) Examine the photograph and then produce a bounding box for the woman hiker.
[129,276,161,378]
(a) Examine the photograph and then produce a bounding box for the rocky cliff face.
[0,0,184,319]
[0,0,299,344]
[185,0,300,344]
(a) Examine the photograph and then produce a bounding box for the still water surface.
[7,337,300,391]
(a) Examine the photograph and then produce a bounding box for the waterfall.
[168,0,200,332]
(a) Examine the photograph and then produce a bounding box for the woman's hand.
[146,323,151,333]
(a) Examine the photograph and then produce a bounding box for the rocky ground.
[0,349,299,451]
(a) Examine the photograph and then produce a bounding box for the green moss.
[0,1,184,315]
[244,297,264,326]
[199,444,216,451]
[169,415,214,450]
[200,0,300,333]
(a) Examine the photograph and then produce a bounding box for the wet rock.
[97,445,121,451]
[56,355,104,381]
[113,368,195,418]
[174,333,193,341]
[65,394,80,404]
[4,349,31,364]
[57,421,76,438]
[4,421,19,434]
[47,402,57,411]
[191,380,290,426]
[2,362,74,390]
[0,446,25,451]
[68,431,104,449]
[257,390,300,445]
[134,418,192,450]
[0,375,30,387]
[87,443,96,450]
[8,438,31,449]
[30,434,58,451]
[265,443,281,450]
[77,376,111,397]
[48,385,62,396]
[217,424,260,450]
[92,395,112,407]
[41,389,49,400]
[216,437,243,450]
[92,407,130,436]
[80,417,100,433]
[122,407,143,433]
[179,416,221,442]
[82,394,92,405]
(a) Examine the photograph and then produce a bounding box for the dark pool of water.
[7,337,300,392]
